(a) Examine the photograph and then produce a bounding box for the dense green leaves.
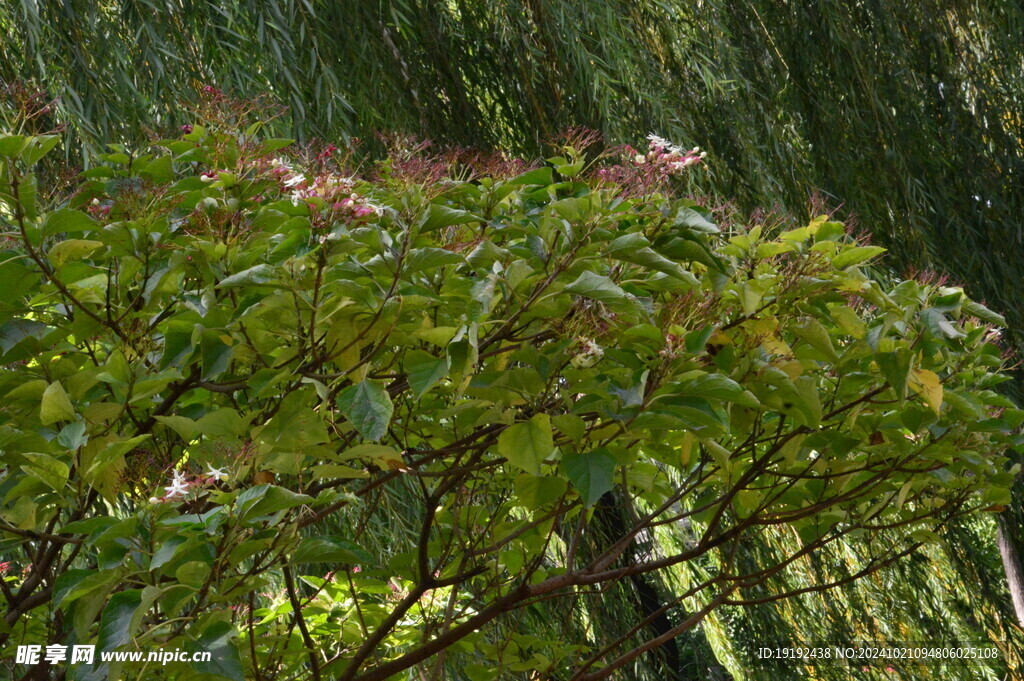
[0,126,1019,681]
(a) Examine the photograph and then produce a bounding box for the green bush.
[0,123,1018,681]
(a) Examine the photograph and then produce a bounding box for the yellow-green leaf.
[909,368,943,415]
[499,414,554,475]
[40,381,75,425]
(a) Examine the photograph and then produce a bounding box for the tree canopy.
[0,116,1019,679]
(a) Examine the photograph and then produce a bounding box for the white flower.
[148,496,161,504]
[634,154,647,165]
[164,475,189,498]
[571,338,604,368]
[282,174,306,188]
[206,463,229,481]
[582,339,604,358]
[647,133,671,150]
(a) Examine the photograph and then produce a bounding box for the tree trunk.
[996,513,1024,629]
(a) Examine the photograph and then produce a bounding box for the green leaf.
[237,484,313,521]
[962,300,1006,326]
[40,381,75,425]
[258,138,295,155]
[498,414,554,474]
[159,322,194,369]
[218,264,277,287]
[292,537,372,564]
[22,135,60,166]
[876,350,913,402]
[796,318,839,362]
[15,172,39,221]
[419,204,478,232]
[53,569,117,608]
[48,239,105,267]
[506,167,554,186]
[140,155,174,183]
[186,621,245,681]
[608,234,699,285]
[97,589,143,650]
[561,448,616,506]
[564,271,627,304]
[921,307,965,339]
[154,415,198,440]
[673,205,719,233]
[200,330,234,380]
[151,536,189,569]
[832,246,885,269]
[42,208,99,237]
[21,453,69,492]
[515,474,568,510]
[0,134,26,157]
[553,414,586,444]
[0,319,47,356]
[405,350,449,398]
[338,444,405,467]
[404,247,465,275]
[336,380,394,441]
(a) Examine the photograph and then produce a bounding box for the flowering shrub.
[0,120,1019,681]
[595,133,707,197]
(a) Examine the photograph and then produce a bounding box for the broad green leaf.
[419,204,478,232]
[258,138,295,154]
[962,300,1005,326]
[832,246,885,269]
[561,448,616,506]
[200,330,234,380]
[292,537,372,564]
[921,307,965,339]
[97,589,143,650]
[42,208,99,237]
[405,350,449,398]
[186,621,245,681]
[564,271,627,304]
[909,368,943,415]
[515,474,568,510]
[140,155,174,183]
[22,135,60,166]
[48,239,104,267]
[336,380,393,441]
[21,453,69,492]
[40,381,75,425]
[674,205,719,233]
[218,264,277,287]
[498,414,554,474]
[404,247,465,275]
[237,484,313,521]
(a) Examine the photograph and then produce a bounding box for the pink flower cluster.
[268,157,382,224]
[596,134,707,197]
[86,198,112,219]
[643,134,707,172]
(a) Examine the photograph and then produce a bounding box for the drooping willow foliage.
[3,1,1023,678]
